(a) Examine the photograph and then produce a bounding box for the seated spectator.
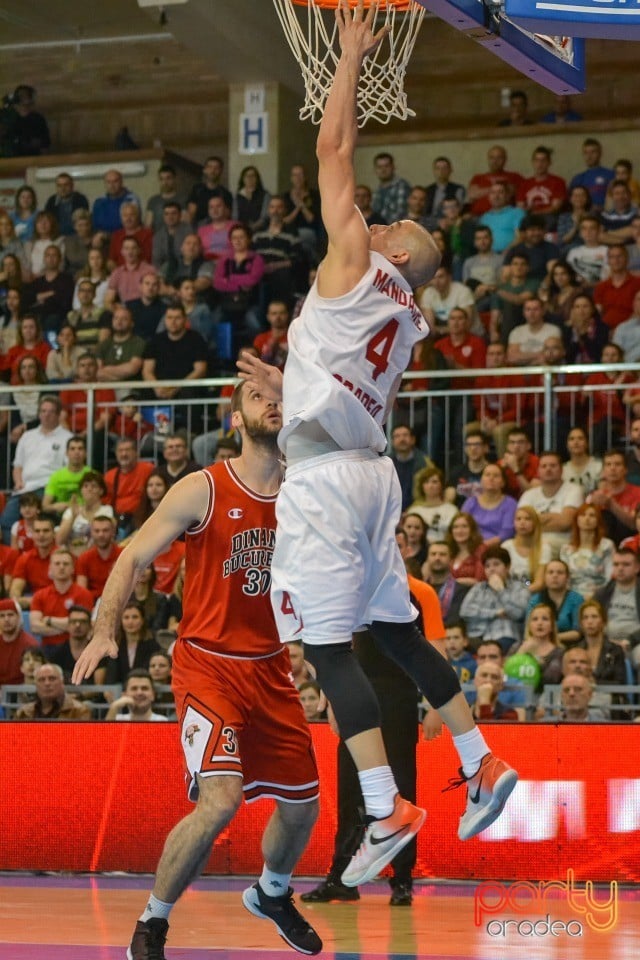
[518,451,583,558]
[104,238,154,310]
[126,272,165,341]
[478,183,525,255]
[552,672,603,722]
[63,209,96,274]
[75,514,122,601]
[104,438,154,538]
[471,638,531,710]
[559,503,615,599]
[151,201,191,276]
[516,146,567,226]
[15,662,91,720]
[105,668,168,722]
[130,565,170,635]
[516,603,565,692]
[594,245,640,331]
[462,225,502,315]
[502,505,550,593]
[41,435,90,517]
[504,214,560,284]
[499,89,533,127]
[446,512,485,586]
[27,244,75,334]
[528,558,582,646]
[418,265,477,338]
[593,548,640,668]
[402,512,428,567]
[148,652,174,713]
[187,156,233,225]
[19,646,47,686]
[2,354,48,444]
[178,278,215,348]
[100,605,161,687]
[59,353,115,469]
[0,283,22,354]
[460,545,529,652]
[437,198,477,276]
[67,278,110,348]
[409,466,458,543]
[468,144,523,217]
[212,223,265,344]
[10,491,39,552]
[49,604,93,682]
[563,293,609,365]
[489,253,538,345]
[390,424,432,513]
[94,304,146,385]
[577,598,629,683]
[157,434,199,487]
[287,639,312,690]
[110,394,153,447]
[569,138,614,211]
[404,185,431,230]
[588,450,640,543]
[0,394,71,544]
[611,289,640,364]
[56,471,113,556]
[468,344,526,458]
[72,248,110,312]
[444,620,476,682]
[461,463,517,547]
[541,94,583,125]
[529,336,584,453]
[281,163,321,263]
[539,260,582,325]
[46,324,83,382]
[566,215,609,287]
[354,183,386,228]
[445,430,491,508]
[197,196,236,263]
[28,212,65,278]
[469,660,524,721]
[299,680,326,723]
[4,313,51,384]
[109,201,153,267]
[506,296,560,366]
[233,165,271,233]
[0,211,29,278]
[145,164,187,232]
[425,156,465,217]
[0,597,37,685]
[600,180,639,245]
[10,185,38,244]
[253,195,307,310]
[423,540,470,626]
[92,169,140,236]
[253,299,289,371]
[29,548,94,655]
[160,233,213,299]
[44,172,89,238]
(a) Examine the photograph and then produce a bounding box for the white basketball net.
[272,0,426,127]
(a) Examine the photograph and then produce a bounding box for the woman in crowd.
[72,248,110,310]
[517,603,564,692]
[578,599,628,685]
[461,462,517,547]
[28,211,64,277]
[298,680,327,723]
[4,314,50,383]
[402,512,429,567]
[528,559,582,646]
[0,211,29,279]
[57,473,112,556]
[45,323,82,383]
[0,253,24,306]
[446,512,485,586]
[212,223,265,347]
[560,503,614,599]
[501,506,550,593]
[2,355,48,444]
[10,185,38,243]
[233,165,271,233]
[133,470,170,531]
[539,259,581,325]
[178,278,215,347]
[563,293,609,365]
[148,651,175,714]
[0,286,22,356]
[409,466,458,543]
[98,601,161,686]
[556,185,592,253]
[562,426,602,495]
[129,565,170,636]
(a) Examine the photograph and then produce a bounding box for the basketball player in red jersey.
[73,383,321,959]
[239,0,517,890]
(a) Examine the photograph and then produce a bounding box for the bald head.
[370,219,441,290]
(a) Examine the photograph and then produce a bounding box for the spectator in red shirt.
[59,352,116,471]
[4,314,51,384]
[467,144,524,217]
[583,342,634,455]
[517,146,567,224]
[108,201,153,267]
[499,426,539,499]
[10,514,56,609]
[589,449,640,544]
[76,514,122,600]
[29,548,94,652]
[104,438,154,538]
[594,245,640,330]
[253,299,289,371]
[468,342,526,457]
[0,598,37,685]
[153,538,186,594]
[0,543,19,595]
[434,307,486,386]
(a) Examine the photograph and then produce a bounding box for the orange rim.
[291,0,414,9]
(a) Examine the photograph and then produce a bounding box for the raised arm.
[316,0,389,298]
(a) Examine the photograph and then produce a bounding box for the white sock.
[259,865,291,897]
[140,893,173,922]
[358,765,397,819]
[452,728,489,779]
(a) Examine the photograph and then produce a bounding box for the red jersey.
[12,547,54,592]
[105,461,154,516]
[76,544,122,599]
[179,461,279,658]
[30,582,94,646]
[153,539,185,593]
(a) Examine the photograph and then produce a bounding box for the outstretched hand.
[71,632,118,685]
[236,354,283,403]
[335,0,390,60]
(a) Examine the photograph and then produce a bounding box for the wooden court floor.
[1,875,637,959]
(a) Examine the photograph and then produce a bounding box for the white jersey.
[280,251,429,455]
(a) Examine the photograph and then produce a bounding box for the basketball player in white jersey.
[240,0,517,888]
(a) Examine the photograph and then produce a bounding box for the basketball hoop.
[272,0,426,127]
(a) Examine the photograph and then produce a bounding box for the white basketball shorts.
[271,449,416,645]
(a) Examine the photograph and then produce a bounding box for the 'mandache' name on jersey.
[372,268,423,330]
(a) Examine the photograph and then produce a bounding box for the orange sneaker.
[444,753,518,840]
[341,795,426,887]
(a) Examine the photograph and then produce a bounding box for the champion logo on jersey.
[228,508,244,519]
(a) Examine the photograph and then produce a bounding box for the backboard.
[417,0,586,93]
[505,0,640,40]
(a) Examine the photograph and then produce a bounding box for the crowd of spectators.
[1,139,640,722]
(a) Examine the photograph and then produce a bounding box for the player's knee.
[277,797,319,833]
[369,619,461,709]
[195,773,243,828]
[303,642,381,739]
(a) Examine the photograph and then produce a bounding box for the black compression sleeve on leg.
[369,620,461,710]
[303,642,381,741]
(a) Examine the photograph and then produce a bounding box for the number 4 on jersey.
[281,591,304,635]
[366,319,399,381]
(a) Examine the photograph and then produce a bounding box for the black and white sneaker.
[126,918,168,960]
[242,882,322,955]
